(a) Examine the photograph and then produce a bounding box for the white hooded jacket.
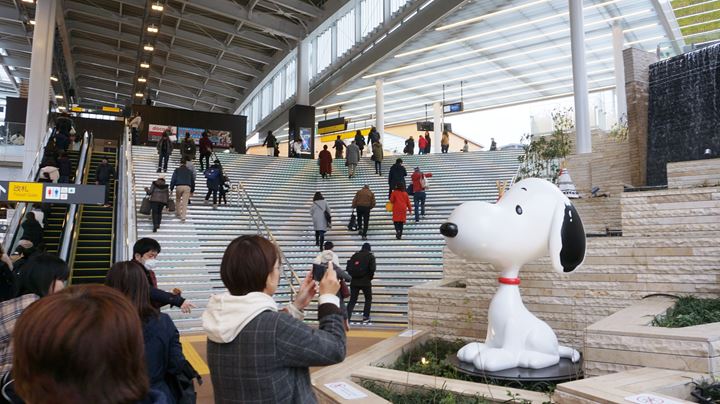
[202,292,278,343]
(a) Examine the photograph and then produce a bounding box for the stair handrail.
[58,131,92,262]
[230,180,302,299]
[114,126,133,261]
[67,138,96,284]
[2,127,55,253]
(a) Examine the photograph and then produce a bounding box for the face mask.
[144,258,159,270]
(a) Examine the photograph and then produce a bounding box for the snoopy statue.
[439,178,585,372]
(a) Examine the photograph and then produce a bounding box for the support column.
[432,102,442,154]
[569,0,591,154]
[296,39,310,105]
[23,0,57,178]
[375,78,384,144]
[612,23,627,120]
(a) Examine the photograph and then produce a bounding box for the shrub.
[651,296,720,328]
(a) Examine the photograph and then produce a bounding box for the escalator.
[42,150,81,255]
[69,149,117,284]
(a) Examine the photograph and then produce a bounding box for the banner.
[148,124,177,142]
[207,129,231,147]
[178,127,204,144]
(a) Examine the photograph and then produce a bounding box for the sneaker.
[362,235,367,240]
[361,318,371,324]
[156,168,162,173]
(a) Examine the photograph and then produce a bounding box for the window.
[252,96,260,129]
[316,28,332,73]
[285,59,296,98]
[390,0,410,15]
[272,73,283,109]
[336,10,355,58]
[360,0,383,38]
[261,84,272,118]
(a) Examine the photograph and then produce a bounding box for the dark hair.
[221,235,278,296]
[336,135,341,139]
[323,145,328,150]
[25,212,35,221]
[361,243,371,252]
[396,158,403,164]
[323,241,334,250]
[133,237,161,257]
[185,132,191,138]
[395,183,405,190]
[202,131,208,137]
[313,192,324,201]
[105,261,158,322]
[267,130,273,136]
[355,130,361,136]
[13,285,148,403]
[17,253,70,297]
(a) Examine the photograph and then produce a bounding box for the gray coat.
[310,199,331,231]
[345,144,360,165]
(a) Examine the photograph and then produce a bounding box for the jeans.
[441,144,449,153]
[205,189,218,205]
[356,206,370,236]
[98,180,110,205]
[175,185,191,220]
[347,285,372,320]
[131,127,138,145]
[150,202,164,230]
[314,230,326,248]
[374,160,381,174]
[199,154,210,170]
[158,153,169,171]
[393,221,404,239]
[414,191,426,222]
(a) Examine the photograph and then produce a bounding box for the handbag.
[167,198,176,212]
[324,209,332,225]
[420,175,429,190]
[166,360,202,404]
[139,196,151,215]
[385,201,393,212]
[340,279,350,299]
[406,183,414,195]
[347,212,358,231]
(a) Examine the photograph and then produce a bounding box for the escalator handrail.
[118,126,137,261]
[67,138,96,284]
[58,131,92,261]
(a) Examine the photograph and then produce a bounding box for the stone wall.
[624,47,657,187]
[667,158,720,188]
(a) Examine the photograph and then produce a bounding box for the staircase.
[43,150,80,255]
[69,149,117,284]
[130,146,521,332]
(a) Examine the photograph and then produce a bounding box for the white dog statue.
[439,178,585,372]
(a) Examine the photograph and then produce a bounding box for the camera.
[312,263,327,281]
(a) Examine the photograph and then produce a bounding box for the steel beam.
[266,0,321,18]
[0,39,31,53]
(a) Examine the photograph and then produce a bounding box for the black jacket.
[137,261,186,309]
[262,134,277,148]
[388,163,407,188]
[20,219,43,246]
[96,163,116,183]
[143,313,185,404]
[171,166,195,193]
[58,157,72,177]
[348,251,376,287]
[333,139,345,150]
[354,134,365,148]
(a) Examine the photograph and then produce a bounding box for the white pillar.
[569,0,591,154]
[296,39,310,105]
[432,102,442,154]
[23,0,57,178]
[612,23,627,120]
[375,78,384,144]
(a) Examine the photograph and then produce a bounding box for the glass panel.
[336,10,356,58]
[360,0,383,38]
[317,28,332,73]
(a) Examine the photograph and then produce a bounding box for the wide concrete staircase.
[131,146,521,332]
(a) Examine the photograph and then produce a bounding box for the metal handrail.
[58,131,91,261]
[125,135,138,260]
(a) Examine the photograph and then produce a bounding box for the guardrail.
[58,131,91,262]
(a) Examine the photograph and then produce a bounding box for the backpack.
[346,252,370,278]
[204,167,220,181]
[182,142,193,154]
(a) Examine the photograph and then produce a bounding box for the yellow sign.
[70,106,83,112]
[8,182,43,202]
[102,106,121,113]
[320,128,371,143]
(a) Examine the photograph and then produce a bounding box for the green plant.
[608,114,629,143]
[518,107,574,182]
[691,377,720,403]
[390,338,472,381]
[360,380,492,404]
[651,296,720,328]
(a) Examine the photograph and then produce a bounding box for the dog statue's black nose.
[440,222,458,238]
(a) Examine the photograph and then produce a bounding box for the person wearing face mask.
[133,238,195,313]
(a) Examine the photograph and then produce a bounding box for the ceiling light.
[0,48,6,57]
[50,75,58,81]
[137,77,147,83]
[28,20,35,25]
[437,0,549,31]
[151,1,164,11]
[140,62,150,68]
[135,92,144,97]
[21,0,34,3]
[143,44,154,52]
[147,24,158,33]
[57,106,66,110]
[55,95,63,99]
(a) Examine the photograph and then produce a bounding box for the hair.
[202,131,208,137]
[25,212,35,221]
[395,183,405,190]
[133,237,161,258]
[180,157,187,165]
[162,132,169,137]
[361,243,371,252]
[221,235,279,296]
[443,130,449,136]
[105,261,159,322]
[336,135,341,139]
[313,192,324,201]
[355,130,361,136]
[185,132,191,139]
[323,241,334,250]
[214,159,220,164]
[267,130,273,136]
[13,285,148,404]
[323,145,328,150]
[17,253,70,298]
[396,158,403,164]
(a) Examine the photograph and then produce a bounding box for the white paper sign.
[625,393,684,404]
[324,382,368,400]
[399,329,422,337]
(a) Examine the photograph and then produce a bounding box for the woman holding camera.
[203,235,346,403]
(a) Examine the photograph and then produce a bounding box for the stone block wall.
[667,158,720,188]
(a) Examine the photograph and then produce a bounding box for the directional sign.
[0,181,106,204]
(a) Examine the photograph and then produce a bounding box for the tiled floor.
[180,329,399,403]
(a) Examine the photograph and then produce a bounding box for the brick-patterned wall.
[624,47,658,187]
[667,158,720,188]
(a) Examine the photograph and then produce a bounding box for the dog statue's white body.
[440,178,586,372]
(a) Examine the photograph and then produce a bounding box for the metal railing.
[67,139,96,283]
[116,126,138,261]
[58,131,91,261]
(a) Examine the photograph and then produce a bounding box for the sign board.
[148,124,177,142]
[102,106,122,113]
[178,127,204,144]
[317,117,347,135]
[0,181,106,204]
[416,121,433,131]
[443,101,464,114]
[207,129,231,147]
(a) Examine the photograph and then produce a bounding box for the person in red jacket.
[199,131,213,171]
[418,133,428,155]
[389,183,412,240]
[318,145,333,178]
[411,167,433,222]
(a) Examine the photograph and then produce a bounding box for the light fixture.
[151,1,164,11]
[0,48,7,57]
[21,0,34,3]
[135,92,144,97]
[28,20,35,25]
[55,95,64,99]
[140,62,150,69]
[57,106,66,111]
[143,44,154,52]
[137,77,147,83]
[147,24,158,33]
[50,75,58,82]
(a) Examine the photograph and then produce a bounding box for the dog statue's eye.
[515,205,523,215]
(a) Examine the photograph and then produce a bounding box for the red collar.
[498,277,520,285]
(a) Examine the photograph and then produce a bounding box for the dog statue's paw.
[457,342,486,363]
[473,348,517,372]
[558,346,581,362]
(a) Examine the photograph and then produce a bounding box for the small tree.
[518,107,574,182]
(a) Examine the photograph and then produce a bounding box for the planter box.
[584,296,720,377]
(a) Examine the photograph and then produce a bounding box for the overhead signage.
[178,127,204,144]
[319,128,370,143]
[416,121,433,132]
[443,101,464,114]
[0,181,105,204]
[102,106,122,113]
[317,117,347,135]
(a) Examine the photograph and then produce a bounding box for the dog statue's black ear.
[549,200,586,273]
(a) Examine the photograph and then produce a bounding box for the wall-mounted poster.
[178,127,204,144]
[207,129,231,147]
[148,124,177,142]
[299,127,311,153]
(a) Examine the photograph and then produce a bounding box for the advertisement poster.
[299,127,311,153]
[207,129,231,147]
[177,127,204,144]
[148,124,177,142]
